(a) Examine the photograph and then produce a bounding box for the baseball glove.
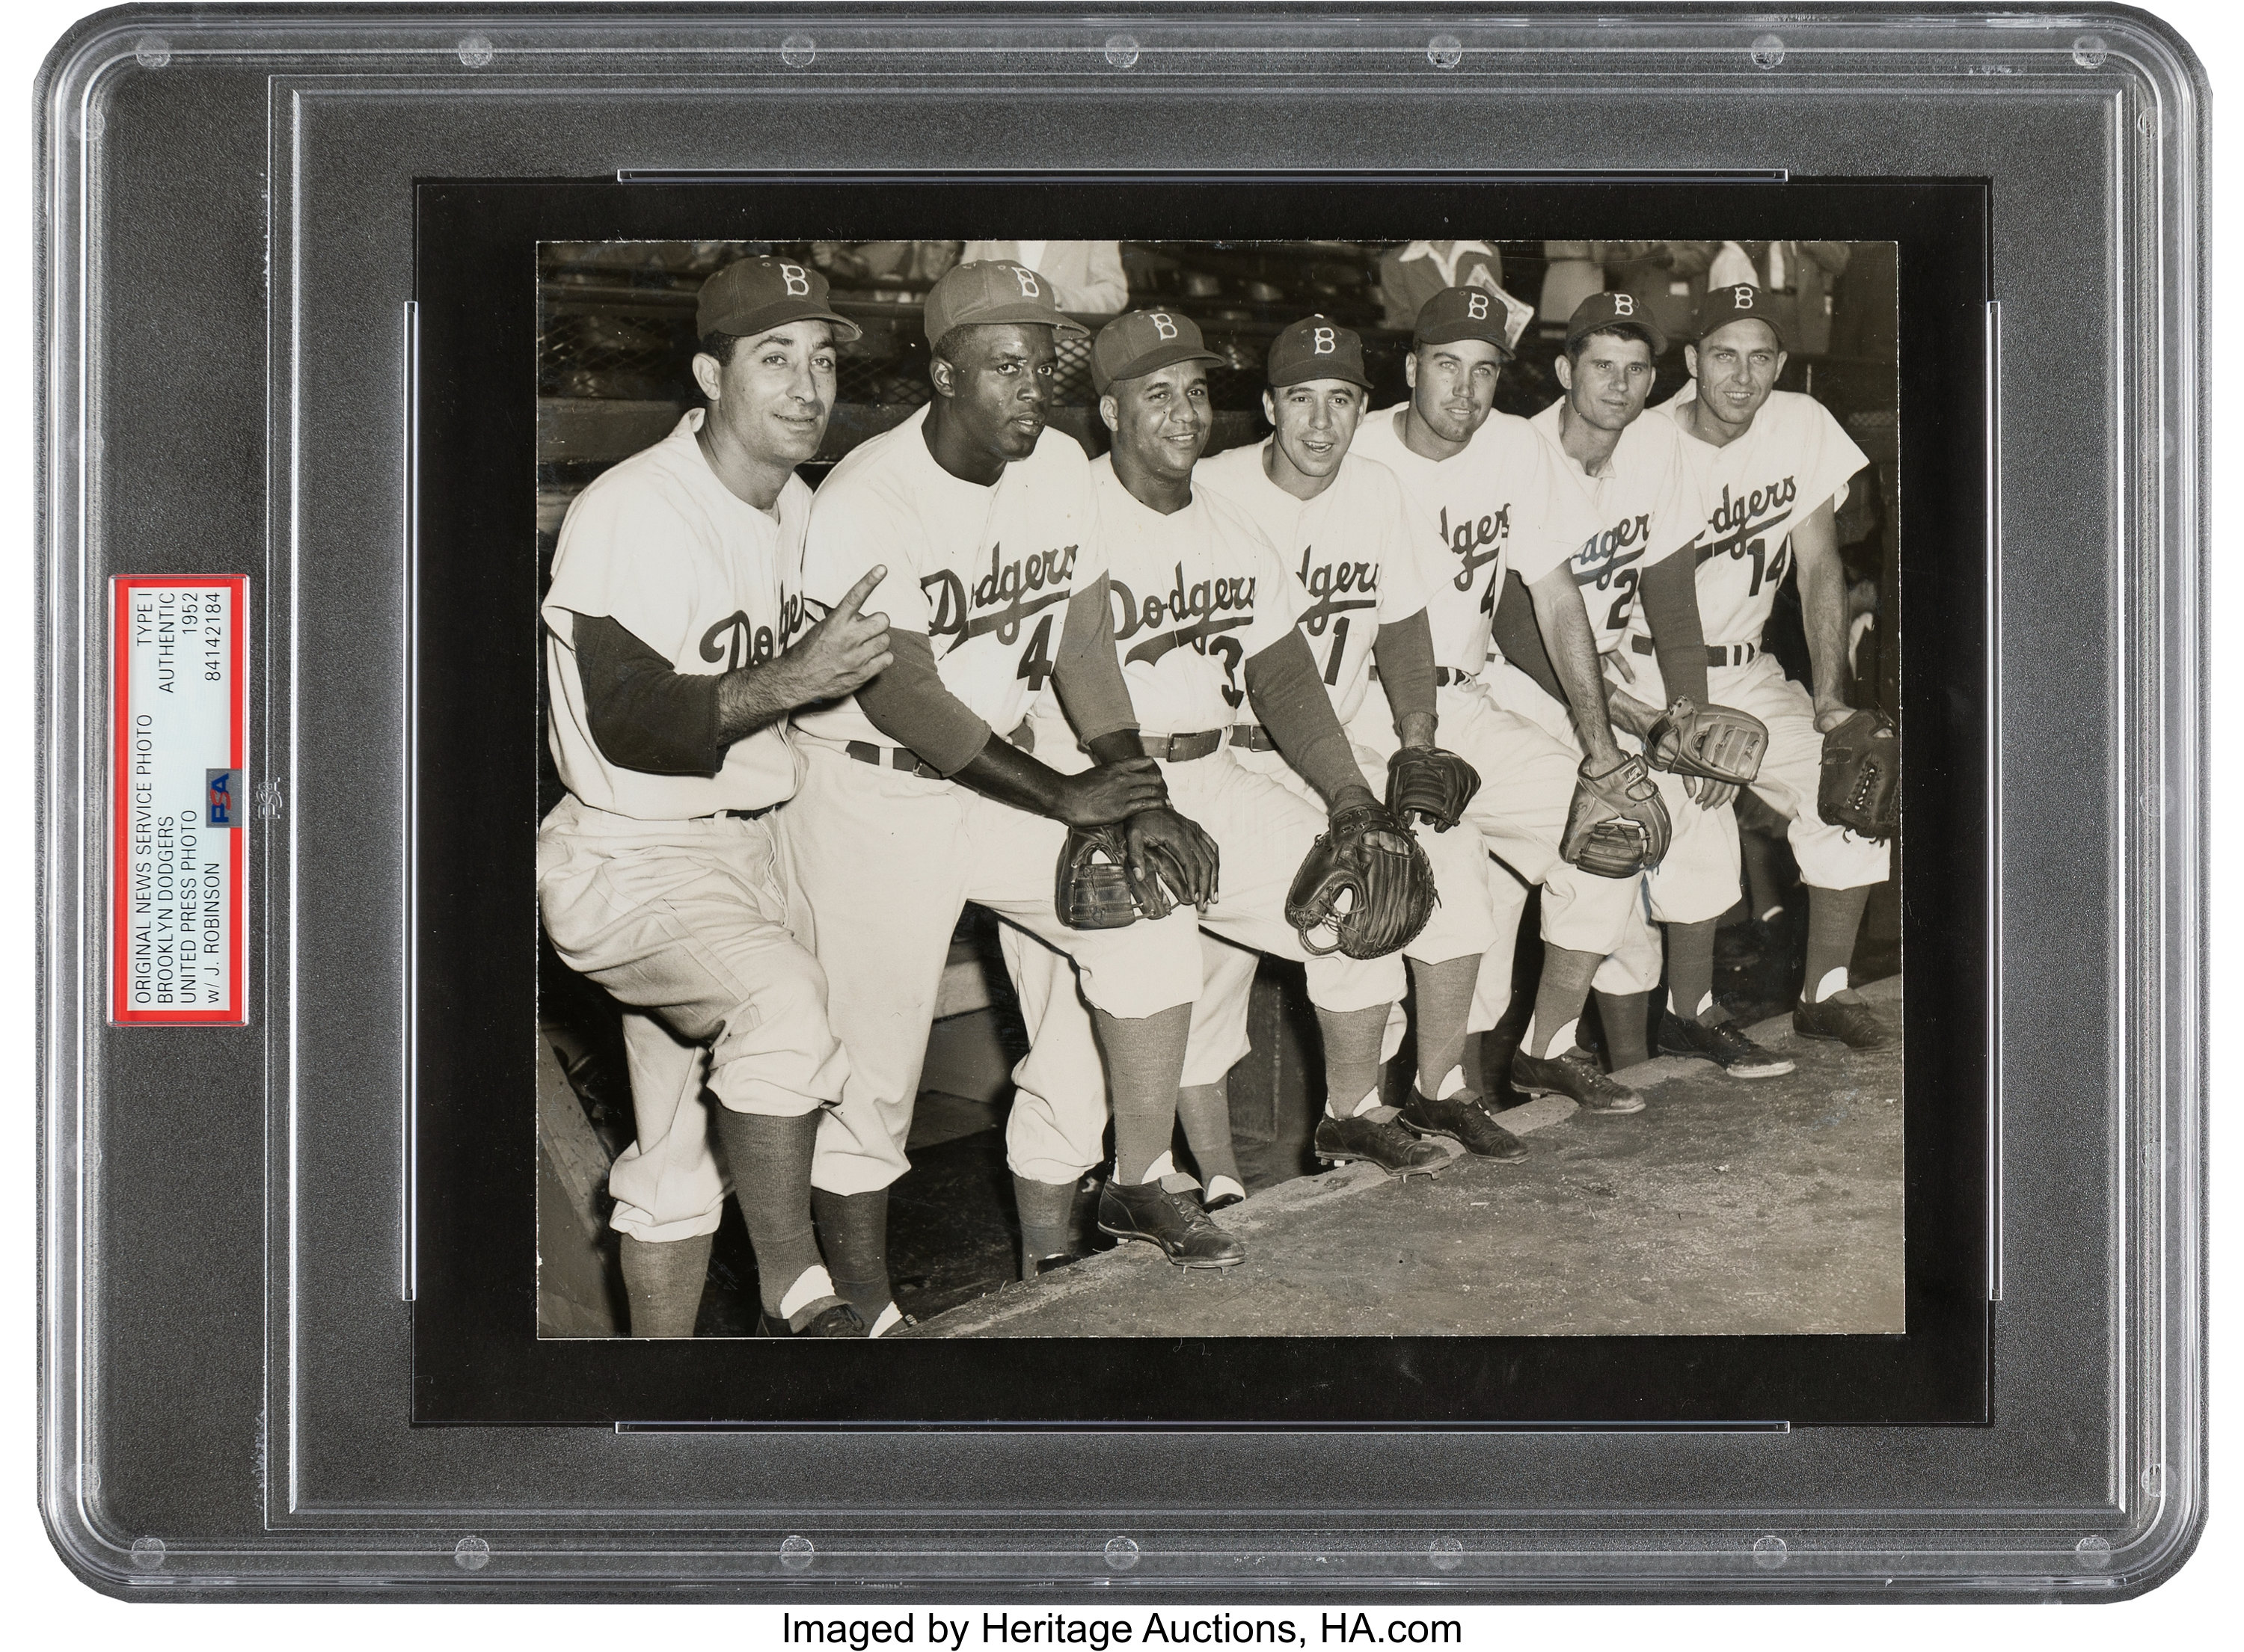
[1058,823,1166,930]
[1385,744,1481,832]
[1561,754,1673,878]
[1285,802,1436,960]
[1646,697,1769,786]
[1818,708,1898,839]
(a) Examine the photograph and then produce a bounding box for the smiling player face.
[1263,378,1366,487]
[1105,360,1213,486]
[1404,337,1504,446]
[940,322,1058,462]
[698,321,838,467]
[1687,318,1787,435]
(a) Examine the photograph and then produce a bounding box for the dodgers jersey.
[1528,398,1706,656]
[542,410,807,820]
[1088,455,1303,735]
[1646,386,1871,647]
[1194,441,1429,726]
[1349,405,1581,676]
[797,405,1107,749]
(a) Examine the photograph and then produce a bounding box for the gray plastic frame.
[35,2,2205,1600]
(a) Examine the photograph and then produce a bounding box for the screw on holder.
[1427,36,1463,70]
[130,1538,165,1571]
[782,35,816,69]
[456,36,494,69]
[1429,1537,1463,1571]
[2072,36,2109,70]
[1750,34,1785,71]
[1106,36,1141,70]
[781,1535,815,1570]
[1753,1535,1788,1569]
[135,37,171,69]
[1104,1535,1141,1570]
[453,1535,491,1571]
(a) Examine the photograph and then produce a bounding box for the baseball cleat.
[1399,1089,1528,1161]
[1792,995,1896,1050]
[1509,1045,1646,1114]
[756,1303,869,1338]
[1201,1176,1247,1213]
[1313,1111,1449,1177]
[1657,1012,1796,1078]
[1096,1180,1247,1269]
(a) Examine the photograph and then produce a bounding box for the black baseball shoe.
[1314,1111,1449,1177]
[1399,1089,1528,1161]
[1793,994,1896,1050]
[1097,1179,1246,1269]
[755,1302,868,1338]
[1657,1010,1797,1078]
[1509,1045,1646,1114]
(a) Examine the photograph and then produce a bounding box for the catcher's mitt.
[1646,697,1769,785]
[1285,802,1436,959]
[1818,709,1898,839]
[1385,745,1481,832]
[1561,754,1673,878]
[1058,823,1168,930]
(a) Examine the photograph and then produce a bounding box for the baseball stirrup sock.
[713,1107,828,1321]
[1665,918,1723,1028]
[1094,1001,1192,1186]
[1315,1002,1391,1123]
[1527,947,1601,1057]
[1013,1173,1079,1272]
[618,1232,713,1339]
[1408,954,1480,1096]
[1174,1081,1241,1191]
[810,1187,892,1320]
[1741,829,1786,928]
[1595,990,1654,1069]
[1804,883,1873,1002]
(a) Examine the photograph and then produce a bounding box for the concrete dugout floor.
[904,973,1903,1339]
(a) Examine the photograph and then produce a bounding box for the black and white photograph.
[529,236,1904,1345]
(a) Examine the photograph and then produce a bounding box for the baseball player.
[1625,283,1888,1048]
[1192,315,1524,1168]
[537,257,892,1339]
[787,262,1226,1328]
[1486,291,1794,1083]
[1348,286,1667,1116]
[998,307,1449,1277]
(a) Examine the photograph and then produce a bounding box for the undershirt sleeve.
[1050,576,1140,746]
[852,629,996,775]
[1243,630,1365,806]
[1490,571,1568,705]
[1370,609,1438,728]
[571,612,726,778]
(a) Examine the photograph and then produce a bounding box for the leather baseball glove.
[1818,708,1898,839]
[1285,802,1436,959]
[1646,697,1769,786]
[1057,823,1167,929]
[1561,754,1673,878]
[1385,744,1481,832]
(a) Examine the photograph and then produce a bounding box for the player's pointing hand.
[782,565,895,702]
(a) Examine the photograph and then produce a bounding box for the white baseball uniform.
[1346,405,1616,1021]
[998,455,1410,1187]
[536,410,849,1243]
[788,407,1203,1197]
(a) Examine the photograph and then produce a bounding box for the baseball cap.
[1411,285,1516,356]
[1562,291,1667,357]
[1266,315,1373,390]
[1693,283,1790,351]
[924,260,1091,346]
[1090,309,1223,394]
[696,256,862,343]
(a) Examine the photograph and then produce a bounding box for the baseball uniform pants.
[536,796,851,1243]
[787,739,1203,1197]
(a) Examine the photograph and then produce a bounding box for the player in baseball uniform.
[788,262,1226,1326]
[538,257,894,1338]
[1193,315,1526,1170]
[1487,291,1794,1083]
[998,308,1451,1277]
[1627,283,1889,1048]
[1349,286,1667,1116]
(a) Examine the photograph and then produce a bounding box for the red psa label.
[111,577,248,1025]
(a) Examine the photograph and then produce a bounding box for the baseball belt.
[1628,635,1759,669]
[1227,723,1280,753]
[844,740,945,781]
[1138,729,1224,762]
[1367,664,1476,687]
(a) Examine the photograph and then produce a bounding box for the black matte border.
[412,176,1987,1426]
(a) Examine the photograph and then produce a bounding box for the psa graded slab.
[36,4,2205,1602]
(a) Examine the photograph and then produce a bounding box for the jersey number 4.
[1015,615,1057,693]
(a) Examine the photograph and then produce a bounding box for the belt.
[1628,635,1759,669]
[1227,722,1280,753]
[844,740,945,781]
[1368,665,1476,687]
[1138,729,1224,762]
[704,806,774,821]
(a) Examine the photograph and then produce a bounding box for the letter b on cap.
[1312,326,1336,354]
[1151,313,1179,340]
[1466,292,1490,320]
[779,262,811,296]
[1013,265,1043,298]
[1611,292,1636,316]
[1732,285,1756,307]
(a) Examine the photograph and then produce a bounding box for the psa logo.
[206,768,242,828]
